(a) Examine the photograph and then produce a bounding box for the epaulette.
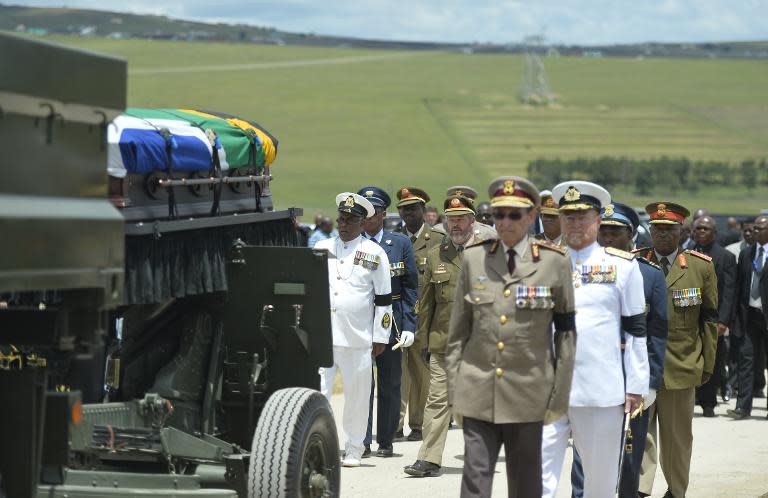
[636,256,661,270]
[632,247,651,255]
[532,239,567,255]
[466,238,496,249]
[687,249,713,263]
[605,246,635,260]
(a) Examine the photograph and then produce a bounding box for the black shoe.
[726,408,750,420]
[662,491,675,498]
[404,460,440,477]
[362,445,372,458]
[407,429,423,441]
[702,407,716,417]
[722,386,732,402]
[394,430,409,442]
[376,446,394,457]
[753,389,765,398]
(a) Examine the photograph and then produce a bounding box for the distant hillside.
[2,3,767,58]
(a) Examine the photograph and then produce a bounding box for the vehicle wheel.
[249,388,339,498]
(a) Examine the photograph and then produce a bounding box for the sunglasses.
[492,211,524,221]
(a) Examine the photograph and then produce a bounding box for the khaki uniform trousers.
[417,352,451,465]
[639,387,695,498]
[398,344,430,432]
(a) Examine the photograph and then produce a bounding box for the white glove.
[392,331,415,350]
[644,388,657,409]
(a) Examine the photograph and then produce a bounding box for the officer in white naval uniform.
[316,192,394,467]
[540,181,649,498]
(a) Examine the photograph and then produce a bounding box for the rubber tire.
[248,388,340,498]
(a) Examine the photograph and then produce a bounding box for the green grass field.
[48,35,768,215]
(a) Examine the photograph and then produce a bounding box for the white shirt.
[568,241,649,406]
[315,235,393,348]
[749,242,768,310]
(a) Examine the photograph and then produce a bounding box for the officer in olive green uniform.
[534,190,563,245]
[433,186,498,241]
[404,191,495,477]
[395,187,442,441]
[637,202,718,498]
[447,177,577,498]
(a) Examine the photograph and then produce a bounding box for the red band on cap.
[493,188,534,202]
[650,211,686,223]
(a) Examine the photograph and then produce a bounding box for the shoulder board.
[632,247,651,255]
[605,246,635,260]
[687,249,713,262]
[532,239,567,255]
[636,256,660,269]
[467,238,496,249]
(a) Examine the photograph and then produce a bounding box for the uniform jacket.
[369,230,418,343]
[637,258,669,391]
[568,242,648,406]
[445,236,576,424]
[417,228,494,353]
[696,242,737,326]
[736,242,768,326]
[316,235,393,348]
[642,248,719,389]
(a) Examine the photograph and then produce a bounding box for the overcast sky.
[12,0,768,45]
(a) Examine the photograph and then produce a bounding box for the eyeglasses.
[492,212,524,221]
[336,216,362,226]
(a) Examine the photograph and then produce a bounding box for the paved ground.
[330,393,768,498]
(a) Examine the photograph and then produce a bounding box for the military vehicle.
[0,32,339,498]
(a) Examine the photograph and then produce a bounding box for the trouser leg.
[619,407,650,497]
[417,353,450,465]
[638,402,658,495]
[540,414,571,498]
[657,387,695,498]
[570,405,624,498]
[502,421,543,498]
[398,349,411,433]
[376,344,402,447]
[319,361,337,402]
[698,335,726,408]
[336,346,373,457]
[570,449,584,498]
[460,417,502,498]
[365,365,375,447]
[736,319,757,413]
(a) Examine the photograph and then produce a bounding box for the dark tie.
[752,246,765,300]
[507,248,516,275]
[661,257,670,276]
[410,235,417,243]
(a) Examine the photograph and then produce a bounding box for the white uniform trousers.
[541,405,624,498]
[319,345,373,459]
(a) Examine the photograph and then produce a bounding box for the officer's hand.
[625,393,643,417]
[644,388,657,409]
[717,323,728,336]
[421,348,431,364]
[372,343,386,357]
[400,331,415,348]
[702,372,712,384]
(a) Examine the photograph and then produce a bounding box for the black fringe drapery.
[124,218,298,305]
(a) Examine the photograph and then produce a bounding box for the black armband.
[700,308,718,323]
[621,313,646,337]
[553,311,576,332]
[374,293,393,306]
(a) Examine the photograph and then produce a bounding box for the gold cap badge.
[564,186,581,202]
[345,195,356,207]
[657,203,666,215]
[503,179,515,195]
[604,204,614,216]
[450,198,461,208]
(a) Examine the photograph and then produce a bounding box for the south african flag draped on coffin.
[107,108,278,178]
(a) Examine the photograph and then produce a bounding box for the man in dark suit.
[358,186,419,456]
[728,215,768,419]
[692,216,737,416]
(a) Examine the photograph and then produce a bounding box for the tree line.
[527,157,768,195]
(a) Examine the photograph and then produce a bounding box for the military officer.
[535,190,562,245]
[446,176,577,498]
[571,201,669,498]
[395,186,441,442]
[433,186,498,240]
[540,181,649,498]
[315,192,393,468]
[404,192,495,477]
[357,186,418,457]
[637,202,718,498]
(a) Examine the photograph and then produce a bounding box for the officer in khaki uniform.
[535,190,563,245]
[446,177,577,498]
[434,186,498,241]
[404,191,494,477]
[637,202,718,498]
[395,187,442,441]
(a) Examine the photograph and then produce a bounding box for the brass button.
[504,289,511,298]
[500,315,508,325]
[474,297,480,303]
[497,342,504,351]
[495,368,503,377]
